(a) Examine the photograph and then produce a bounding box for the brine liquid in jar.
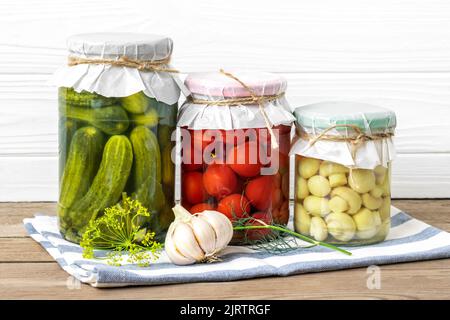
[294,156,391,245]
[58,88,177,243]
[180,126,292,243]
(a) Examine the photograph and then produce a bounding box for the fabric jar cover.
[290,101,397,169]
[51,32,182,104]
[177,71,295,130]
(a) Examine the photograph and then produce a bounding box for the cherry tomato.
[281,172,289,199]
[203,164,238,199]
[182,172,208,205]
[181,130,203,171]
[182,162,203,172]
[226,141,264,178]
[279,153,290,173]
[278,134,291,156]
[271,188,283,209]
[246,211,273,241]
[273,200,289,225]
[245,175,275,211]
[204,150,227,165]
[271,207,280,222]
[264,150,289,176]
[254,128,271,147]
[257,126,291,151]
[274,172,282,189]
[181,201,192,211]
[191,129,224,151]
[235,178,245,194]
[273,124,292,135]
[231,230,246,244]
[223,128,259,147]
[182,145,203,172]
[217,194,250,221]
[190,203,215,214]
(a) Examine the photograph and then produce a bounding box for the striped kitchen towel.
[23,207,450,288]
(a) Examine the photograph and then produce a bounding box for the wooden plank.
[0,260,449,299]
[0,201,448,299]
[0,202,55,237]
[2,0,450,73]
[1,200,448,237]
[0,201,448,263]
[0,238,53,262]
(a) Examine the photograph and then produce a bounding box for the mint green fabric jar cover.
[291,102,397,245]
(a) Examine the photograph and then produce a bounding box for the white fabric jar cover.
[177,71,295,130]
[51,32,183,105]
[290,101,397,170]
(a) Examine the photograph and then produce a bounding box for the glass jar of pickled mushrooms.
[291,102,396,245]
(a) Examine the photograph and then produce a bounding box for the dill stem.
[233,225,352,256]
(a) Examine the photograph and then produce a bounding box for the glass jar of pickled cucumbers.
[53,33,181,243]
[177,72,295,243]
[291,102,396,245]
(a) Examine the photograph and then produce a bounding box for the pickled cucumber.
[66,135,133,240]
[59,87,117,108]
[61,104,129,135]
[120,92,157,114]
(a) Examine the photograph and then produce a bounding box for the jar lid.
[294,101,396,133]
[52,32,181,104]
[185,71,287,98]
[67,32,173,61]
[291,101,396,169]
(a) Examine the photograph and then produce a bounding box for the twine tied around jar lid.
[188,69,285,148]
[67,55,179,73]
[300,124,394,161]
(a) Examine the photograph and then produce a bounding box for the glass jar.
[177,72,295,243]
[53,33,181,243]
[291,102,396,245]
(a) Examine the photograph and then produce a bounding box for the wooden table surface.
[1,200,449,300]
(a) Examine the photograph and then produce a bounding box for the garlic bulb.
[165,204,233,265]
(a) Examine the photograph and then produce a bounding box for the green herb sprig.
[233,216,352,256]
[80,193,163,266]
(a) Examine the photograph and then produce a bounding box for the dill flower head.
[80,193,163,267]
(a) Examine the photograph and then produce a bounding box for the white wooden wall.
[1,0,450,201]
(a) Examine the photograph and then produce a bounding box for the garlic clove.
[331,187,362,214]
[310,216,328,241]
[171,223,205,261]
[164,227,197,265]
[348,169,376,194]
[294,203,311,235]
[319,161,349,177]
[197,210,233,250]
[189,216,217,254]
[326,212,356,242]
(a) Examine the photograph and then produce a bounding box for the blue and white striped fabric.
[24,207,450,288]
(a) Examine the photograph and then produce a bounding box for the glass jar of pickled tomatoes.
[291,102,397,245]
[177,71,295,243]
